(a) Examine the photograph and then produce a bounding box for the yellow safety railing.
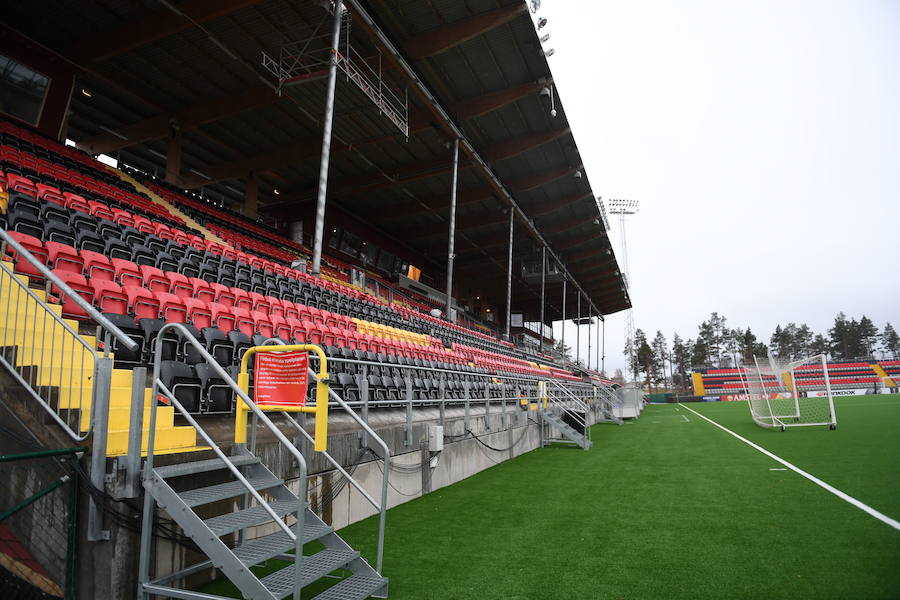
[235,345,330,451]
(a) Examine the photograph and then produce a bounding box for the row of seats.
[1,121,586,396]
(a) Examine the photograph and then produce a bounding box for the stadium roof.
[4,0,631,321]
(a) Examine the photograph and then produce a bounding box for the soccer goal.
[745,350,837,430]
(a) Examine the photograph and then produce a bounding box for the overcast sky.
[542,0,900,374]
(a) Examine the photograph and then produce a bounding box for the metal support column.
[504,210,514,339]
[445,138,460,321]
[599,317,604,373]
[311,0,344,276]
[561,278,566,355]
[539,247,546,352]
[600,319,606,374]
[576,294,581,365]
[587,314,592,370]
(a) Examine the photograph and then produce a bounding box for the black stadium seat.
[159,360,201,413]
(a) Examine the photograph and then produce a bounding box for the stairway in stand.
[141,449,388,600]
[111,169,228,246]
[0,263,202,456]
[543,412,592,450]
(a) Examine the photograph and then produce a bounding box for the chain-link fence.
[0,448,81,600]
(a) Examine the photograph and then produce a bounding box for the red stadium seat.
[50,270,94,319]
[158,292,187,323]
[166,272,192,298]
[209,283,235,307]
[80,250,114,281]
[6,174,37,197]
[248,292,271,314]
[63,192,90,213]
[251,311,274,338]
[88,200,114,221]
[4,232,48,279]
[112,208,135,228]
[139,265,170,293]
[111,258,143,288]
[231,287,252,310]
[232,307,255,336]
[45,242,83,275]
[36,184,65,206]
[209,303,236,333]
[124,285,160,320]
[286,317,306,343]
[271,314,291,340]
[184,298,212,329]
[90,280,128,315]
[189,278,215,303]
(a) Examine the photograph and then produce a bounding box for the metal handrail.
[0,228,138,351]
[142,323,309,600]
[546,380,591,441]
[0,260,97,441]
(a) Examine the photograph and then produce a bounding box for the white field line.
[679,402,900,532]
[680,414,689,423]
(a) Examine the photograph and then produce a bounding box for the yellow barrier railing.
[235,344,330,451]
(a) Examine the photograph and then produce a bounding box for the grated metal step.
[311,573,388,600]
[233,521,334,566]
[179,475,284,507]
[154,454,259,478]
[261,548,359,598]
[205,499,302,537]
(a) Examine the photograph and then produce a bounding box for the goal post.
[745,350,837,430]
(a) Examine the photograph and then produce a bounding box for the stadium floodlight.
[540,48,555,57]
[538,17,548,29]
[745,349,837,431]
[530,0,542,13]
[540,33,551,43]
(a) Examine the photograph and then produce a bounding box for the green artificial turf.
[200,395,900,599]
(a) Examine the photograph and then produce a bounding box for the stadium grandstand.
[692,359,899,399]
[0,2,631,599]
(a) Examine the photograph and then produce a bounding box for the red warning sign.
[253,351,309,407]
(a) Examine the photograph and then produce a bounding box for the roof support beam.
[541,213,595,235]
[407,211,509,240]
[567,246,613,263]
[529,191,594,218]
[180,139,323,188]
[403,4,528,59]
[554,232,601,252]
[451,81,546,121]
[483,128,570,163]
[77,85,281,155]
[71,0,265,63]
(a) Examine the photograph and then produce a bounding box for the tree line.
[625,312,899,391]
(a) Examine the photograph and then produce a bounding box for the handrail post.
[359,365,369,448]
[87,357,112,541]
[404,376,413,448]
[124,367,147,499]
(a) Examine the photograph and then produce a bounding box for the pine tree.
[633,329,654,391]
[811,334,830,357]
[829,313,850,358]
[858,316,878,357]
[651,331,668,387]
[882,323,900,358]
[672,333,691,391]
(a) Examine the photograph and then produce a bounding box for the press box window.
[0,55,50,126]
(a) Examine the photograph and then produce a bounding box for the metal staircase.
[142,450,387,600]
[139,324,390,600]
[542,382,593,450]
[542,412,592,450]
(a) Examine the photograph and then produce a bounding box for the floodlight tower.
[608,199,640,380]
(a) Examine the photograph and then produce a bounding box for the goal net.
[745,350,837,430]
